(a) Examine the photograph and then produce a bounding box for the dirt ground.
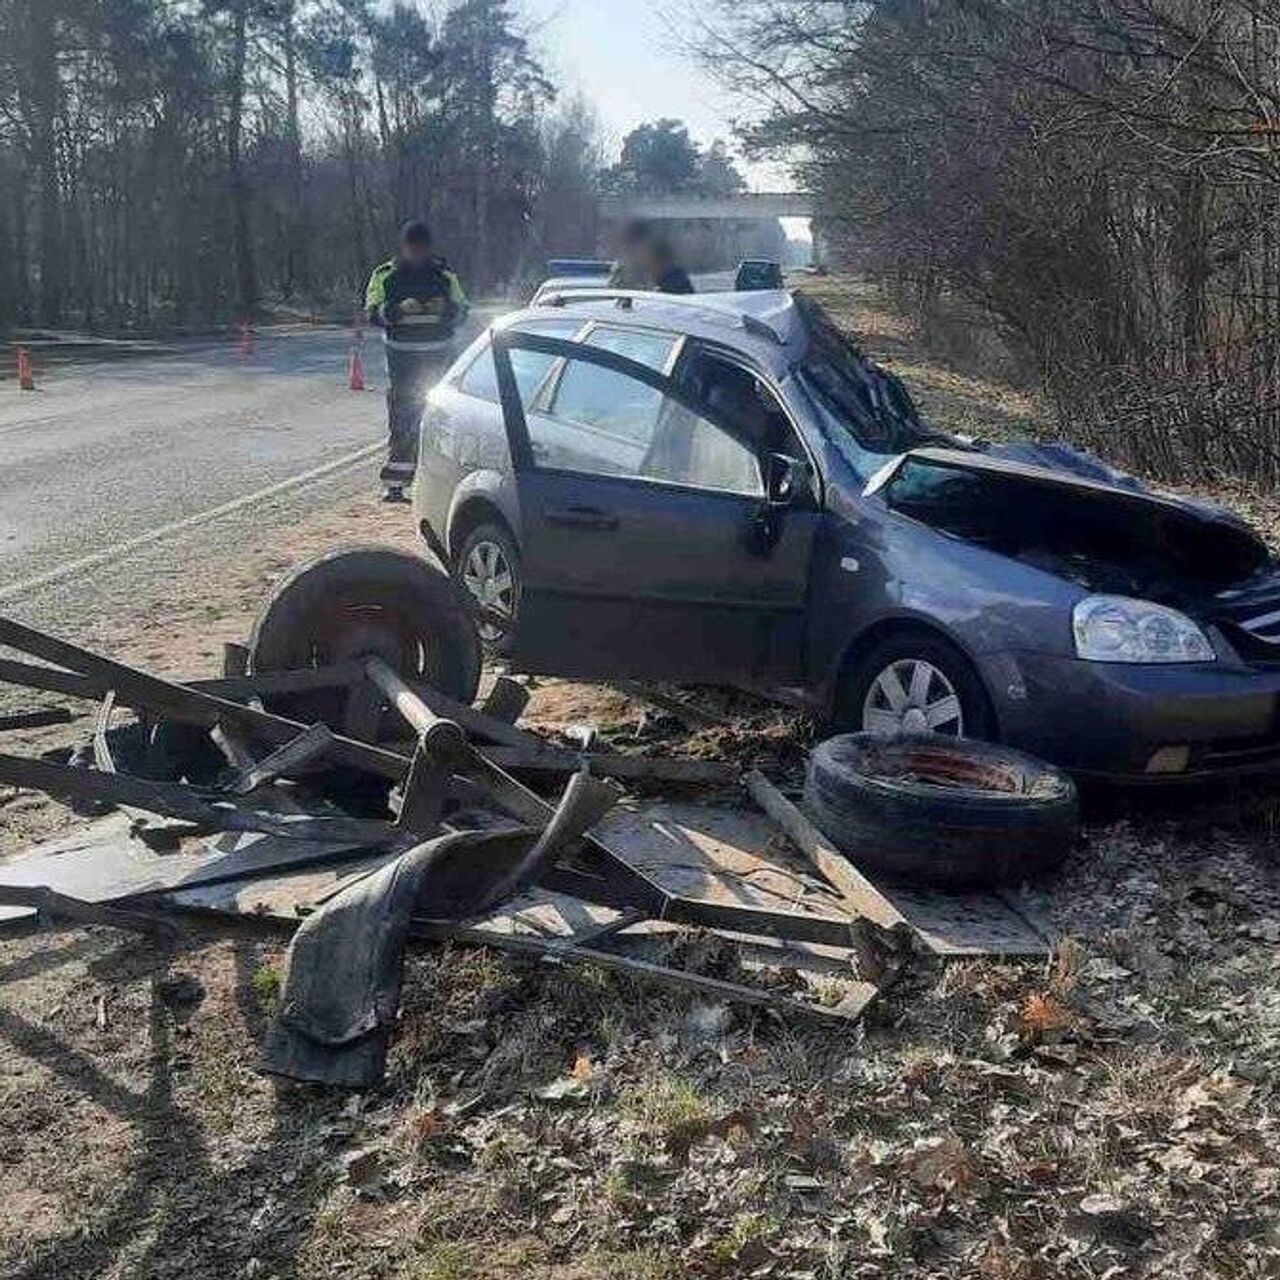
[3,280,1280,1280]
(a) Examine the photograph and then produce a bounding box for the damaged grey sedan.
[412,288,1280,782]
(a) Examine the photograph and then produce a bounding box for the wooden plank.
[0,812,379,923]
[611,681,732,728]
[884,884,1050,957]
[483,745,737,784]
[193,664,365,700]
[743,771,1049,957]
[563,908,647,949]
[161,854,394,920]
[411,918,877,1023]
[226,722,333,794]
[0,657,362,705]
[744,769,905,931]
[0,752,396,846]
[479,676,530,726]
[0,814,206,924]
[0,658,99,701]
[0,708,76,732]
[395,739,451,834]
[0,619,406,780]
[0,884,176,936]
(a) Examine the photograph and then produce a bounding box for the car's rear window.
[458,319,580,405]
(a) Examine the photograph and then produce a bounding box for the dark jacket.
[365,255,469,347]
[655,265,695,295]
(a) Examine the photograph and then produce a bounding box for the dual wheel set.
[248,543,1079,890]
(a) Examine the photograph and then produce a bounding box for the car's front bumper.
[980,650,1280,781]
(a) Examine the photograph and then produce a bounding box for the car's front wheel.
[456,522,521,655]
[835,630,993,740]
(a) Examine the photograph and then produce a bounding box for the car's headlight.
[1073,595,1216,663]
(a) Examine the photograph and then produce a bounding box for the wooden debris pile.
[0,614,1056,1086]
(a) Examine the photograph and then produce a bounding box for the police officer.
[365,220,468,503]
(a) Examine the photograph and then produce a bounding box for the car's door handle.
[544,505,619,532]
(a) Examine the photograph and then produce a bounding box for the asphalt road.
[0,276,741,634]
[0,313,509,602]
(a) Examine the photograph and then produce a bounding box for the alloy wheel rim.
[462,540,515,642]
[862,658,964,737]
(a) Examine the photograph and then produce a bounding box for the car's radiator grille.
[1213,580,1280,663]
[1239,606,1280,644]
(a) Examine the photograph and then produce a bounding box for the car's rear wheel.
[836,630,993,741]
[456,522,521,655]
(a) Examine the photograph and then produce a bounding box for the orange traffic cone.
[238,318,254,358]
[15,345,34,391]
[348,346,366,391]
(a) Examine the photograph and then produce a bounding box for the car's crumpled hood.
[877,446,1272,607]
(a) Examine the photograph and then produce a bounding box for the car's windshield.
[795,294,937,462]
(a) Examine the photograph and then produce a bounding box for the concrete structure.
[599,192,816,221]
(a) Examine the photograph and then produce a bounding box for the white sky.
[520,0,792,191]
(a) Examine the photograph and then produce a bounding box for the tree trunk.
[342,95,368,289]
[282,4,307,297]
[27,1,64,326]
[227,0,258,316]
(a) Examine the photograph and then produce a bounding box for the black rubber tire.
[803,733,1079,889]
[454,521,521,657]
[248,543,483,707]
[834,629,993,740]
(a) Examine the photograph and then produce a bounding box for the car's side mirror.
[763,452,802,507]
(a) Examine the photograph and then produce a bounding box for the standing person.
[607,219,653,289]
[365,221,469,503]
[607,220,696,294]
[645,232,695,295]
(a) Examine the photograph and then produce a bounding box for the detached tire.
[803,734,1078,889]
[249,544,482,707]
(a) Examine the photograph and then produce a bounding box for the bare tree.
[698,0,1280,486]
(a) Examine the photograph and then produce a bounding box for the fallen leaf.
[408,1107,446,1143]
[1017,992,1078,1043]
[1079,1193,1129,1216]
[901,1135,985,1195]
[536,1076,589,1102]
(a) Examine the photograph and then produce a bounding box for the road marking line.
[0,441,384,605]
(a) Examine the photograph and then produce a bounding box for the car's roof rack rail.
[537,289,787,344]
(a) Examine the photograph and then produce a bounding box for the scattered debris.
[0,613,1061,1094]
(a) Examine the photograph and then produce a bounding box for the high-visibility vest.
[365,256,469,350]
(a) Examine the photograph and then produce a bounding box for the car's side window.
[548,358,663,446]
[458,321,577,405]
[530,352,763,496]
[583,325,677,372]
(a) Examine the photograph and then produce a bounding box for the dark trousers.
[381,344,451,486]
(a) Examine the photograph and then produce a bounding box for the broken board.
[597,799,1054,958]
[0,814,373,925]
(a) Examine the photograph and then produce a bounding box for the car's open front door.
[490,328,819,684]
